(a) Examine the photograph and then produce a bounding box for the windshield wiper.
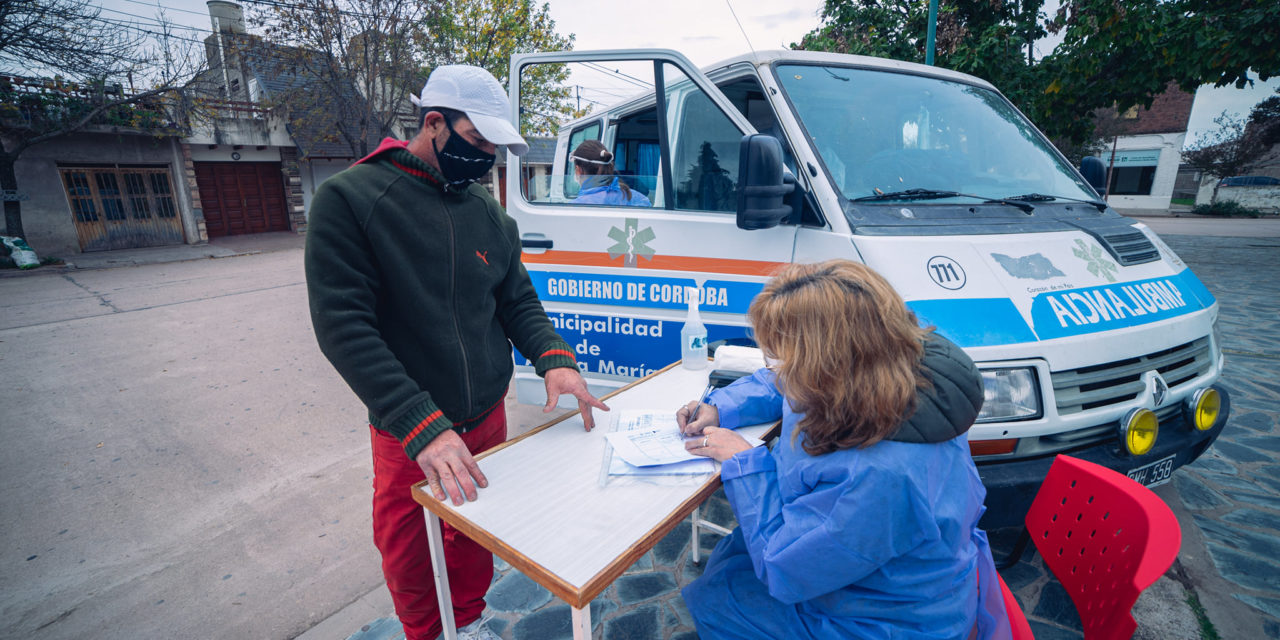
[1004,192,1108,212]
[852,189,1035,213]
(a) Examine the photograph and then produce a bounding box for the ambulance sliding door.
[508,50,798,404]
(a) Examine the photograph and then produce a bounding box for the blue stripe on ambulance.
[908,269,1214,348]
[1028,269,1213,340]
[514,312,750,377]
[528,271,763,314]
[907,298,1037,348]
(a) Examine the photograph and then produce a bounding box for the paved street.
[0,217,1277,640]
[0,235,562,640]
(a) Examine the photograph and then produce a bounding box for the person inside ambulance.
[569,140,652,207]
[675,260,1010,640]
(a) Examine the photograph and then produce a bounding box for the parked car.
[1218,175,1280,187]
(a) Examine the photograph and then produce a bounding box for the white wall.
[189,145,282,163]
[1215,186,1280,212]
[12,133,183,256]
[1106,132,1185,211]
[299,158,353,216]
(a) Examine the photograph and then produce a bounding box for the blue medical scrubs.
[574,176,652,207]
[683,366,1011,640]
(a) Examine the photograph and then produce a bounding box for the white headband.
[571,154,611,165]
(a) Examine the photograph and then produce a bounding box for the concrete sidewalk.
[0,231,305,275]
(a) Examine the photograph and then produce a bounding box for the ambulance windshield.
[775,64,1096,208]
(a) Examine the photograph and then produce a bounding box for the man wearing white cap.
[305,64,608,640]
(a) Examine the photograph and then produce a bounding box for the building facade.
[1095,86,1196,214]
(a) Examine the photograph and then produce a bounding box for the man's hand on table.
[544,366,610,431]
[416,430,487,506]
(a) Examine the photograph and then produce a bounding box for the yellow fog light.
[1189,388,1220,431]
[1120,408,1159,456]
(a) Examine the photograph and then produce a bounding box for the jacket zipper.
[443,199,473,415]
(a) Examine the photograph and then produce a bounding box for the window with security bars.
[60,167,178,221]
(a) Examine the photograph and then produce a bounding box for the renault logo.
[1141,371,1170,408]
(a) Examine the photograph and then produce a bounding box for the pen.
[689,383,713,430]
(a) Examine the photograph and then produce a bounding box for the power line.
[113,0,213,18]
[580,62,653,89]
[577,85,630,99]
[238,0,399,22]
[117,0,418,25]
[94,15,212,48]
[99,6,213,33]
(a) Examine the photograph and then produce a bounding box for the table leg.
[691,505,702,565]
[425,510,458,640]
[571,603,591,639]
[691,504,732,566]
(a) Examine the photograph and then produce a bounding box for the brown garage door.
[194,162,290,237]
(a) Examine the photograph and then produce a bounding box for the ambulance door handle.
[521,234,553,251]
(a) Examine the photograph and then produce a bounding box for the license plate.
[1127,454,1176,488]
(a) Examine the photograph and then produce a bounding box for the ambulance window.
[610,108,660,202]
[562,122,600,198]
[715,75,796,173]
[664,63,744,213]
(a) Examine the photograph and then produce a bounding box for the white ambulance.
[503,49,1228,526]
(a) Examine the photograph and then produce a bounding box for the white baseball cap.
[411,65,529,156]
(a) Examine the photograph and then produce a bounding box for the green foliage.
[0,79,177,133]
[1246,87,1280,148]
[1192,201,1268,217]
[794,0,1280,145]
[1182,111,1265,181]
[250,0,431,159]
[422,0,576,136]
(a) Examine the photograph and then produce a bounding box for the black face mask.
[433,119,495,189]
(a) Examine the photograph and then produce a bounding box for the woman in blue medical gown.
[678,260,1010,640]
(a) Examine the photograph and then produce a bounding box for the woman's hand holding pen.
[677,401,751,462]
[676,400,719,436]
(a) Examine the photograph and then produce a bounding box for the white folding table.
[411,362,776,640]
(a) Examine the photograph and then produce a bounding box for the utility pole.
[926,0,938,65]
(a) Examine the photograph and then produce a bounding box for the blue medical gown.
[574,176,652,207]
[683,369,1011,640]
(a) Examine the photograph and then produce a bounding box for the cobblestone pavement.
[350,234,1280,640]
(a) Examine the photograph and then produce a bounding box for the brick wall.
[279,148,307,234]
[180,144,209,243]
[1097,83,1196,136]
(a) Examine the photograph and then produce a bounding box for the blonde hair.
[749,260,933,455]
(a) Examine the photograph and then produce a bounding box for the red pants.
[370,410,506,640]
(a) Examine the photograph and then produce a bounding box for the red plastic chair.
[998,454,1182,640]
[998,572,1034,640]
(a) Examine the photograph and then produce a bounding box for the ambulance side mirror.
[736,134,795,230]
[1080,156,1107,192]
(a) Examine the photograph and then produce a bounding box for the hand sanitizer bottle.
[681,286,708,370]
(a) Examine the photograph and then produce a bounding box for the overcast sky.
[96,0,1277,146]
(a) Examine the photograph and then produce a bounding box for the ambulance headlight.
[975,368,1041,423]
[1189,388,1220,431]
[1120,408,1159,455]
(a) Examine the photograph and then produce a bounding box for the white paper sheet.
[605,411,705,467]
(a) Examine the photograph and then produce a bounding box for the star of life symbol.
[1072,239,1118,283]
[607,218,655,267]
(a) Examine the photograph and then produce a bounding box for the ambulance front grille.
[1051,337,1213,415]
